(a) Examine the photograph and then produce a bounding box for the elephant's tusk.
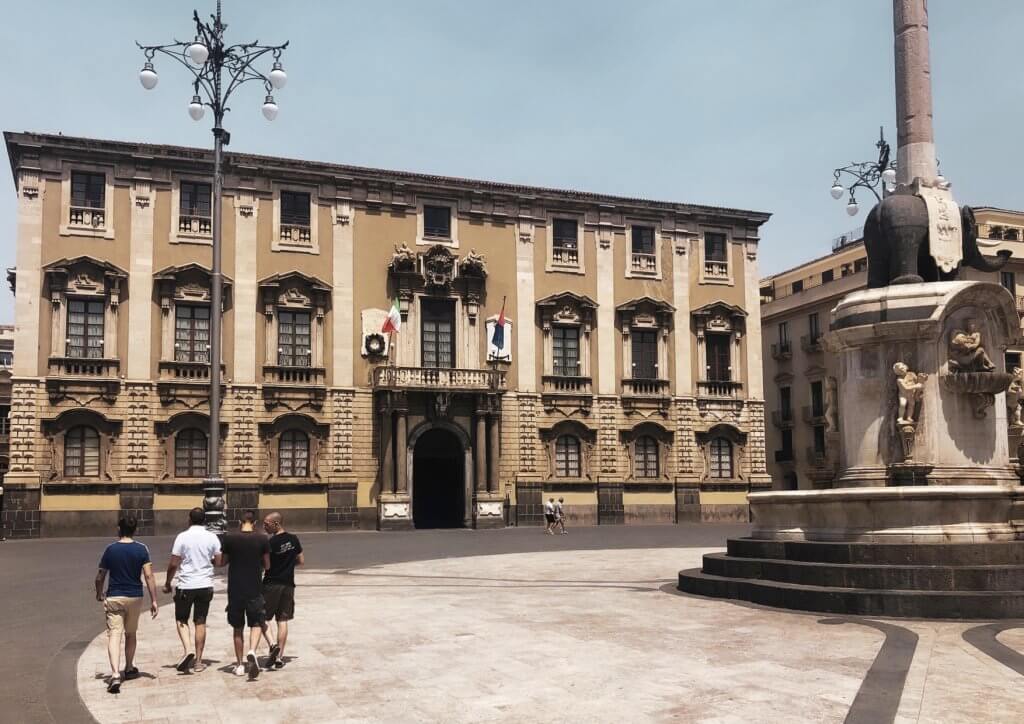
[975,237,1003,249]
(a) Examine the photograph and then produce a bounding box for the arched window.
[635,435,659,478]
[555,435,581,478]
[709,438,733,479]
[64,426,99,477]
[175,428,208,478]
[279,429,310,477]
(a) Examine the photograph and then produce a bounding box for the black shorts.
[173,587,214,624]
[263,583,296,622]
[544,513,555,523]
[227,595,266,629]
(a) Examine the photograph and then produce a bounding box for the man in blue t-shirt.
[95,516,159,694]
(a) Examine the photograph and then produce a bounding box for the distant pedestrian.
[164,508,222,674]
[555,497,568,535]
[261,511,304,670]
[95,516,159,694]
[544,498,556,535]
[221,510,270,679]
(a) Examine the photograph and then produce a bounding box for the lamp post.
[137,1,288,532]
[828,127,898,217]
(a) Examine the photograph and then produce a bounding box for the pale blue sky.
[2,1,1022,324]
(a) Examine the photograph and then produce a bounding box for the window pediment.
[537,292,597,328]
[43,257,126,303]
[155,263,233,307]
[617,296,674,329]
[258,271,330,311]
[692,300,746,334]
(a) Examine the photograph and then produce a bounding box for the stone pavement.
[77,547,1024,723]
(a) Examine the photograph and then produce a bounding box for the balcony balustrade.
[696,380,743,398]
[622,378,669,397]
[69,206,105,228]
[263,365,326,386]
[47,356,120,378]
[159,360,224,381]
[280,223,312,245]
[542,375,592,395]
[630,252,657,273]
[551,245,579,266]
[178,214,212,235]
[374,366,506,391]
[704,260,729,279]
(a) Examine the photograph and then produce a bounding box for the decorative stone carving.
[459,248,487,277]
[422,244,456,291]
[824,376,839,433]
[1007,368,1024,429]
[390,243,416,273]
[941,319,1014,419]
[948,320,995,372]
[894,362,926,461]
[429,391,453,420]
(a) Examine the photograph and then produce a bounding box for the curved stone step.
[701,552,1024,592]
[677,568,1024,619]
[726,538,1024,566]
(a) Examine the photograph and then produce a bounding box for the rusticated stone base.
[1,486,41,538]
[118,484,154,536]
[327,483,360,530]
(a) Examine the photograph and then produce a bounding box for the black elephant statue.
[863,194,1010,288]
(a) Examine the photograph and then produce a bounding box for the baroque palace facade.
[760,207,1024,490]
[3,131,771,537]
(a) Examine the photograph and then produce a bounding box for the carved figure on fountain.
[1006,368,1024,429]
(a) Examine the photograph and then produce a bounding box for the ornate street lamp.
[829,127,897,216]
[137,1,289,532]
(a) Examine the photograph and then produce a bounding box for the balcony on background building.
[801,334,823,354]
[831,226,864,252]
[770,342,792,361]
[46,356,121,404]
[696,380,743,398]
[68,205,105,228]
[630,252,657,273]
[771,410,795,429]
[178,214,212,236]
[263,365,327,410]
[704,260,729,279]
[279,223,312,245]
[374,366,506,392]
[806,446,828,467]
[802,405,827,424]
[541,374,592,413]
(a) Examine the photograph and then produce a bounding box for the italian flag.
[381,295,401,334]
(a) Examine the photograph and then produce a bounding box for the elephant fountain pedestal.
[679,281,1024,618]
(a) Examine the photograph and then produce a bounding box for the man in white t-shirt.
[543,498,556,535]
[163,508,223,673]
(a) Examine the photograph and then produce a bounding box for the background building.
[4,131,772,537]
[760,207,1024,489]
[0,324,12,499]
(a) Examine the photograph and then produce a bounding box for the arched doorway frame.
[407,420,473,528]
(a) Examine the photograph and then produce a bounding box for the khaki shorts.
[104,596,144,634]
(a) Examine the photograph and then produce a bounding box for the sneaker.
[107,676,121,694]
[233,663,246,677]
[123,666,139,680]
[271,659,285,670]
[267,643,280,668]
[175,652,195,673]
[246,651,260,680]
[192,663,206,674]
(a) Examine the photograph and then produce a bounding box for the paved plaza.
[75,544,1024,723]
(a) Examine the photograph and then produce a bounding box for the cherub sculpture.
[1007,367,1024,427]
[894,362,927,425]
[390,242,416,271]
[949,319,995,372]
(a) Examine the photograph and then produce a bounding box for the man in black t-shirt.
[220,510,270,680]
[261,511,304,669]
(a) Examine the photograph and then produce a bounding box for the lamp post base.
[202,476,227,534]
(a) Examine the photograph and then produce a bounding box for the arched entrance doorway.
[412,427,466,528]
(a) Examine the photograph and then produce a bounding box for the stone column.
[475,409,487,492]
[893,0,938,185]
[488,412,500,493]
[395,408,408,494]
[380,407,394,494]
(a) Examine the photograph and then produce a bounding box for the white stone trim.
[233,192,259,383]
[14,170,45,376]
[624,220,662,280]
[596,228,615,394]
[271,182,320,255]
[698,227,733,286]
[170,175,214,245]
[742,241,764,399]
[545,213,585,274]
[127,180,155,379]
[671,231,695,395]
[58,162,115,239]
[332,202,354,386]
[416,197,460,248]
[516,217,537,391]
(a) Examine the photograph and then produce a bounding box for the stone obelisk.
[893,0,939,185]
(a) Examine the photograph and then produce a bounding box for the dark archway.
[412,427,465,528]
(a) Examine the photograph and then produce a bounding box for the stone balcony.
[771,410,795,429]
[800,334,824,354]
[805,445,829,467]
[263,365,327,411]
[45,356,120,403]
[802,405,827,424]
[541,375,593,414]
[621,378,670,412]
[696,380,743,399]
[157,360,225,405]
[374,366,507,392]
[770,342,792,361]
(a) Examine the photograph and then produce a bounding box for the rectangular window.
[704,232,727,262]
[808,312,821,342]
[705,333,731,381]
[278,311,312,367]
[1001,271,1016,296]
[781,429,793,456]
[280,191,311,244]
[555,435,581,478]
[71,171,105,209]
[0,405,10,436]
[630,226,656,273]
[552,326,580,377]
[778,322,789,345]
[66,299,104,359]
[854,258,867,273]
[423,205,452,239]
[179,181,212,235]
[792,280,804,294]
[822,269,834,284]
[421,300,455,369]
[811,380,824,418]
[174,305,211,363]
[1006,352,1022,371]
[631,330,658,379]
[813,425,826,455]
[552,218,579,265]
[780,386,792,420]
